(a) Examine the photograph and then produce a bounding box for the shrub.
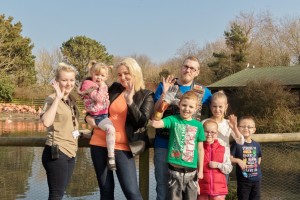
[13,85,52,99]
[226,186,238,200]
[231,79,300,133]
[0,79,14,101]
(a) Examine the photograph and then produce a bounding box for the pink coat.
[79,79,109,116]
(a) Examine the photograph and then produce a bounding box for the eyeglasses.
[238,126,255,130]
[182,65,198,73]
[205,131,218,135]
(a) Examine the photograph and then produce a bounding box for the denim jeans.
[168,169,198,200]
[92,114,108,125]
[90,145,142,200]
[154,148,169,200]
[42,145,75,200]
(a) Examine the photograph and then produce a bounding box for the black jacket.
[109,82,154,156]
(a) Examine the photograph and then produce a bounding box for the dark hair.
[238,116,256,126]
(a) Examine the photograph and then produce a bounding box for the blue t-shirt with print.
[231,140,262,182]
[154,82,212,149]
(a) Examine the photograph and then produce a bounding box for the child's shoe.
[107,157,116,171]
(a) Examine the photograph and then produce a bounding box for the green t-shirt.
[163,115,206,168]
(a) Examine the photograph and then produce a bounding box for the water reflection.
[0,114,142,199]
[0,147,34,200]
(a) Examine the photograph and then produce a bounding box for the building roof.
[208,66,300,90]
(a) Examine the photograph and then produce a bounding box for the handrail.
[1,133,300,147]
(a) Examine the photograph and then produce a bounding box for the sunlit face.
[179,98,197,120]
[117,65,134,88]
[92,68,108,86]
[180,59,200,85]
[204,122,218,144]
[238,119,256,139]
[57,71,76,96]
[210,97,228,119]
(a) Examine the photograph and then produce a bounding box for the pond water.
[0,113,157,200]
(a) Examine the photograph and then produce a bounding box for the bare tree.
[35,48,63,86]
[280,17,300,64]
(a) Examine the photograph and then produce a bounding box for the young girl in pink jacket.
[78,60,116,171]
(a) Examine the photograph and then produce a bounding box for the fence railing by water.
[0,98,85,111]
[0,133,300,200]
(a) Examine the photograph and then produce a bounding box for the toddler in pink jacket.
[78,60,116,171]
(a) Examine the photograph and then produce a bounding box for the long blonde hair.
[116,57,145,92]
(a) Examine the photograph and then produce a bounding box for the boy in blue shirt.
[230,116,262,200]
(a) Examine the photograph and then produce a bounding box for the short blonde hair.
[180,91,199,103]
[183,56,201,70]
[55,62,78,80]
[116,57,145,92]
[203,119,219,130]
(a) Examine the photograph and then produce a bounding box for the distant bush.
[13,85,52,99]
[231,79,300,133]
[0,79,14,101]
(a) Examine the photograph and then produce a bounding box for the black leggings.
[42,145,75,200]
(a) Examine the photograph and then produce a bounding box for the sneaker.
[107,157,116,171]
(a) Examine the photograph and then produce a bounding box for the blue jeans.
[92,114,108,125]
[42,145,75,200]
[154,148,169,200]
[90,145,142,200]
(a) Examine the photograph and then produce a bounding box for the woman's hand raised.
[124,81,135,105]
[51,80,65,100]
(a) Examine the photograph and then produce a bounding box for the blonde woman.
[86,57,154,200]
[41,62,80,200]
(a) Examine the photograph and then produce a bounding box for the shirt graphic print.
[170,123,197,163]
[242,146,259,178]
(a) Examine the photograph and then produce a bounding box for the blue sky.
[1,1,300,64]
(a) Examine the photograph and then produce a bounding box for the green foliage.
[224,23,248,54]
[208,23,249,81]
[0,78,14,101]
[61,36,113,81]
[231,79,300,133]
[0,14,36,87]
[226,185,238,200]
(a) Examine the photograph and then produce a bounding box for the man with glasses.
[153,56,212,200]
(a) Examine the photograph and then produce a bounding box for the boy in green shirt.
[150,91,205,200]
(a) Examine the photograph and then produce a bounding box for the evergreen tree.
[0,15,36,87]
[224,23,248,72]
[208,23,249,80]
[61,36,113,81]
